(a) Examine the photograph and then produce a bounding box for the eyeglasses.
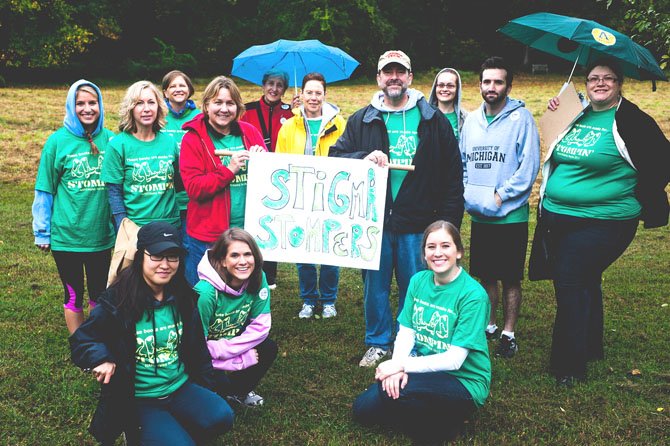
[586,75,618,85]
[435,83,457,89]
[144,252,180,263]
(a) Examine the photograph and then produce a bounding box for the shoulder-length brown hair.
[201,76,245,122]
[208,228,264,293]
[118,80,167,134]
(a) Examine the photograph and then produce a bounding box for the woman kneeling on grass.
[70,222,234,445]
[195,228,277,408]
[353,220,491,444]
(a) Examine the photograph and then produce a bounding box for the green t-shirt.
[196,273,271,340]
[544,108,641,220]
[162,108,200,212]
[35,127,116,251]
[471,203,529,224]
[384,107,421,201]
[210,132,247,228]
[134,303,188,398]
[444,111,459,141]
[397,269,491,407]
[101,132,180,227]
[306,118,322,154]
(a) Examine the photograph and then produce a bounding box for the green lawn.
[0,75,668,445]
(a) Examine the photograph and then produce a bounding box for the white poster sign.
[245,152,388,270]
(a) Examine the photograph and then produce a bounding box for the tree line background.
[0,0,667,83]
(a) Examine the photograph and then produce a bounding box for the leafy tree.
[601,0,670,69]
[0,0,94,68]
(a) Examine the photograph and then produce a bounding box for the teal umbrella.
[499,12,667,83]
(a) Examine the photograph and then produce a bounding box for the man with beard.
[459,56,540,358]
[330,50,464,367]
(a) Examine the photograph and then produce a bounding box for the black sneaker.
[485,328,499,340]
[495,334,518,358]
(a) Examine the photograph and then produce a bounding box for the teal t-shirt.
[162,108,201,212]
[35,127,116,251]
[398,269,491,407]
[196,273,271,340]
[306,118,322,155]
[384,107,421,200]
[471,203,529,224]
[210,132,247,228]
[134,303,188,398]
[101,131,180,227]
[544,108,641,220]
[444,111,459,140]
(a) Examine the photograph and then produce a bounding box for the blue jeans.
[135,380,234,445]
[297,264,339,306]
[353,372,475,442]
[184,234,213,287]
[543,208,638,379]
[363,231,423,349]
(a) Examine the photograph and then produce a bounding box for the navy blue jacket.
[69,287,215,445]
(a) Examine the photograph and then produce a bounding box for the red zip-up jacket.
[240,97,293,152]
[180,114,265,242]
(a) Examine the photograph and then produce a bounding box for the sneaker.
[358,347,389,367]
[495,334,518,358]
[485,328,499,340]
[556,375,576,388]
[268,283,277,290]
[227,391,264,407]
[298,304,314,319]
[322,304,337,318]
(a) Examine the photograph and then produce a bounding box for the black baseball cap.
[136,222,185,255]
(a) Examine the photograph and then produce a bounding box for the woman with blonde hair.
[180,76,266,286]
[33,79,115,333]
[102,80,180,229]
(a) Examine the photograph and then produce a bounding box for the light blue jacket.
[459,97,540,218]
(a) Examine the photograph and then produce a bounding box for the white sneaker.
[227,391,264,407]
[268,283,277,290]
[322,304,337,318]
[359,347,389,367]
[298,304,314,318]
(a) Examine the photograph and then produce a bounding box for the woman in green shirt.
[32,80,115,333]
[102,81,180,229]
[353,220,491,443]
[70,222,234,445]
[540,58,670,386]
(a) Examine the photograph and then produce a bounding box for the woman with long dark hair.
[70,222,234,445]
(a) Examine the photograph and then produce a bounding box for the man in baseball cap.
[329,51,464,367]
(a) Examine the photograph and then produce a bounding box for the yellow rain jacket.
[276,102,346,157]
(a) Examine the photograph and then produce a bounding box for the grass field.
[0,74,668,445]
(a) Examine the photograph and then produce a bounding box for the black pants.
[213,338,278,397]
[262,261,277,285]
[543,209,638,379]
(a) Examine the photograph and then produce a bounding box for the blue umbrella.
[232,39,360,92]
[499,12,667,84]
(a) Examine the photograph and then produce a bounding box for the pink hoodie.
[196,251,271,371]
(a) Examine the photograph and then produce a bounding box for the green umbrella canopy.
[499,12,667,81]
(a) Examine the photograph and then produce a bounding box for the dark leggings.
[543,209,638,378]
[213,338,278,397]
[52,249,111,312]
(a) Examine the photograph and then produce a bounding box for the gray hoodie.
[428,68,468,136]
[459,97,540,218]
